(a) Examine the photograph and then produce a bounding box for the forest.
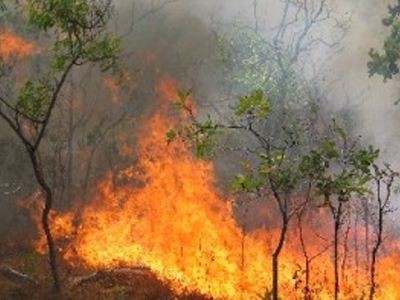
[0,1,400,299]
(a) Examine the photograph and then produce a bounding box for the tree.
[368,0,400,82]
[301,122,379,300]
[0,0,120,292]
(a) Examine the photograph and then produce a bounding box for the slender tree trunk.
[341,220,351,285]
[66,98,74,206]
[298,213,311,299]
[304,259,310,298]
[333,202,343,300]
[28,150,60,292]
[369,182,383,300]
[272,213,288,300]
[354,212,359,284]
[364,200,370,272]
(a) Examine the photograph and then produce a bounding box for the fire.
[22,75,400,299]
[155,74,183,102]
[0,31,36,61]
[63,87,270,298]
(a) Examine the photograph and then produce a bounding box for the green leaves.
[351,145,379,174]
[232,148,302,196]
[302,127,379,203]
[26,0,93,31]
[368,2,400,81]
[82,34,121,72]
[187,116,219,159]
[26,0,120,74]
[174,88,192,110]
[17,80,52,120]
[319,140,340,159]
[166,129,177,144]
[166,89,219,159]
[232,173,263,193]
[235,89,270,118]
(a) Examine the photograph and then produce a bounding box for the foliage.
[17,80,52,120]
[166,89,219,159]
[301,122,379,203]
[235,89,270,118]
[368,0,400,81]
[12,0,121,122]
[26,0,120,72]
[166,129,177,144]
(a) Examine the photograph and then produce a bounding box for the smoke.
[129,0,400,165]
[322,0,400,163]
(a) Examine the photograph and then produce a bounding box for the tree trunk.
[341,220,351,285]
[364,199,370,272]
[298,213,311,299]
[333,202,343,300]
[305,259,310,299]
[66,97,75,206]
[369,181,383,300]
[271,214,288,300]
[29,150,60,293]
[354,212,359,285]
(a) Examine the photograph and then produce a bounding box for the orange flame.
[0,31,36,61]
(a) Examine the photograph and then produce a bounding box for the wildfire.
[0,31,36,61]
[23,75,400,299]
[64,76,270,298]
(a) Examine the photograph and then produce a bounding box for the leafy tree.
[368,1,400,82]
[0,0,120,292]
[300,122,379,300]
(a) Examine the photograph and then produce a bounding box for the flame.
[0,31,36,61]
[22,75,400,299]
[155,74,183,102]
[65,100,270,298]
